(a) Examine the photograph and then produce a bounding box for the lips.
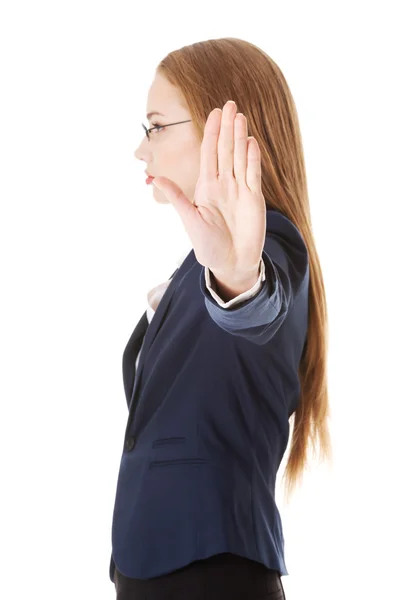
[145,168,156,185]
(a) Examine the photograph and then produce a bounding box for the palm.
[190,172,266,272]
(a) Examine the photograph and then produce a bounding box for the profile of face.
[134,73,202,205]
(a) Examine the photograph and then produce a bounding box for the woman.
[109,37,331,600]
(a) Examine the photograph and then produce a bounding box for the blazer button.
[125,435,136,451]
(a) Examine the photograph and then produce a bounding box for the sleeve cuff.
[204,258,266,309]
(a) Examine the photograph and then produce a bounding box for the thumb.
[153,176,197,219]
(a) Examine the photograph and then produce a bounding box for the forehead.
[147,73,187,116]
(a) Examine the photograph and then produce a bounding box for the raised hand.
[153,100,266,284]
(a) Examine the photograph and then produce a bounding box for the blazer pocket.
[152,437,186,448]
[149,458,209,468]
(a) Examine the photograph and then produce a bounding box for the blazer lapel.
[130,268,180,409]
[125,249,194,428]
[122,309,148,409]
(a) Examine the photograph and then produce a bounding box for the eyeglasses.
[141,119,192,141]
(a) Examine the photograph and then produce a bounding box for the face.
[134,72,201,205]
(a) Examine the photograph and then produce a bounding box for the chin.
[153,187,170,205]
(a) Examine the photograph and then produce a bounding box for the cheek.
[165,147,200,190]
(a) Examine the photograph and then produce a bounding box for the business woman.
[109,37,331,600]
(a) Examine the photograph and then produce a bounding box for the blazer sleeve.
[198,210,309,345]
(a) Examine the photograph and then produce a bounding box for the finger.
[153,176,199,227]
[246,137,262,193]
[199,108,222,181]
[233,113,248,183]
[217,101,237,178]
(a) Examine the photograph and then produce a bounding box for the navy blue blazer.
[109,209,309,582]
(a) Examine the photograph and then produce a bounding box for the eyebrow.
[146,111,166,120]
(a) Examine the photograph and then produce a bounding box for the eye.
[150,122,164,133]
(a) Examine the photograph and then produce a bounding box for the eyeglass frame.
[141,119,192,141]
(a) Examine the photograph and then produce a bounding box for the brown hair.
[156,37,332,502]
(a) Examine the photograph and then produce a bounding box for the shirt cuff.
[204,258,266,309]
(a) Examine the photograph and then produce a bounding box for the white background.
[1,1,399,598]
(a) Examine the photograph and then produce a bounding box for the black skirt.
[114,552,286,600]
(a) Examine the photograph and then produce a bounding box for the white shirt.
[135,248,266,371]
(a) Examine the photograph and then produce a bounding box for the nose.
[134,136,150,161]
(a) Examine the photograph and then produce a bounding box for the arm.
[199,210,309,345]
[204,258,265,309]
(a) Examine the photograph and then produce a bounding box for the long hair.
[156,37,332,502]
